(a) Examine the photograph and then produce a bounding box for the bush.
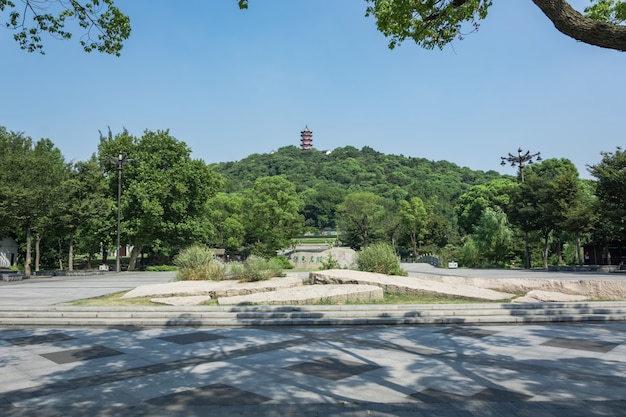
[320,253,340,270]
[174,246,287,282]
[174,245,214,270]
[270,256,293,269]
[174,246,225,280]
[233,255,285,282]
[356,243,407,276]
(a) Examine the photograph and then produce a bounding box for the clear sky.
[2,0,623,178]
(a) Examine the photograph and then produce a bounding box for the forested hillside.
[211,145,504,232]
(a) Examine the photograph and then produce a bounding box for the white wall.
[0,237,18,268]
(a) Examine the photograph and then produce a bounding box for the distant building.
[583,241,626,266]
[300,126,313,151]
[0,237,18,268]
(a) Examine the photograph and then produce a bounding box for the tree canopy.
[98,129,222,269]
[241,0,626,52]
[588,147,626,241]
[6,1,626,54]
[2,0,130,55]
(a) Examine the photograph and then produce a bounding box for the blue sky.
[2,0,623,178]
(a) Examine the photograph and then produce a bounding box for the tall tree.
[588,147,626,242]
[61,156,112,270]
[399,196,428,258]
[0,130,67,275]
[455,178,518,235]
[509,158,580,269]
[206,192,245,253]
[99,129,222,270]
[301,181,347,230]
[337,192,389,249]
[242,176,304,257]
[471,207,513,266]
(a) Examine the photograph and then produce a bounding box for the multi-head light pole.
[500,148,541,269]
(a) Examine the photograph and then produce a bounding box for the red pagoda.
[300,126,313,151]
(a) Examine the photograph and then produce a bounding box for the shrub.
[356,243,407,276]
[174,246,225,280]
[320,253,340,270]
[174,245,214,270]
[270,256,293,269]
[229,255,285,282]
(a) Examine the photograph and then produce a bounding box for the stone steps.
[0,301,625,327]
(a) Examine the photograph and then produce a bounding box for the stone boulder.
[310,269,516,301]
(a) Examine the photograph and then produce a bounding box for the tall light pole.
[105,151,134,273]
[500,148,542,269]
[500,148,541,182]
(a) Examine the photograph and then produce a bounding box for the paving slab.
[0,323,624,416]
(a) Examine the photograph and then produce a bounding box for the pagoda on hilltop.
[300,126,313,151]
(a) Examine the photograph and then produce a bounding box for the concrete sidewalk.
[0,267,625,415]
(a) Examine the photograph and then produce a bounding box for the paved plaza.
[1,323,626,416]
[0,267,625,416]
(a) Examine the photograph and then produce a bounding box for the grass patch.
[66,291,506,307]
[294,237,337,244]
[66,291,160,306]
[312,292,499,305]
[381,293,505,304]
[146,265,178,272]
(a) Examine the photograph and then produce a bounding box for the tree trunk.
[25,225,32,277]
[411,234,418,259]
[542,233,550,270]
[575,231,583,267]
[532,0,626,52]
[35,234,41,272]
[128,242,143,271]
[68,229,74,271]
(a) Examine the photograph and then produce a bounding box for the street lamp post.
[500,148,541,269]
[500,148,541,182]
[105,151,134,273]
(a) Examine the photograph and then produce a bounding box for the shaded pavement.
[0,268,625,416]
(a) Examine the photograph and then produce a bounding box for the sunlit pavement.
[1,322,625,416]
[0,268,625,416]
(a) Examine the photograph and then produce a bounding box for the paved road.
[404,262,626,281]
[0,271,176,307]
